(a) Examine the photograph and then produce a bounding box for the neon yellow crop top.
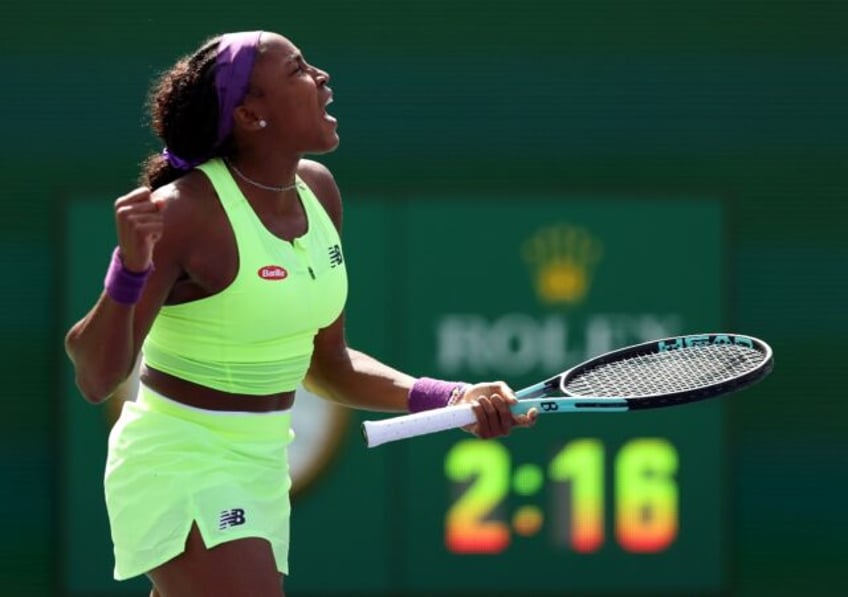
[142,158,348,395]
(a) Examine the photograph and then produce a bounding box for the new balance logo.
[328,244,344,267]
[218,508,246,530]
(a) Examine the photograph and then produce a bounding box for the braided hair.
[140,36,226,189]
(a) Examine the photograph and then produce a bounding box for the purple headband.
[163,31,263,170]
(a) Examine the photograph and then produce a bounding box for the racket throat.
[554,398,629,412]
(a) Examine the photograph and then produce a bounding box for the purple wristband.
[408,377,468,413]
[104,248,152,305]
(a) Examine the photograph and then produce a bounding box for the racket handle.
[362,404,477,448]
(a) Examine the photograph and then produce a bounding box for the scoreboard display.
[62,195,723,595]
[443,436,680,555]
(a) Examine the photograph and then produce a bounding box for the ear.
[232,105,266,132]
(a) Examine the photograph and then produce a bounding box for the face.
[241,33,339,154]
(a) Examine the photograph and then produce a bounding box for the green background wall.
[3,1,846,595]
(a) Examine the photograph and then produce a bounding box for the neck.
[226,150,301,195]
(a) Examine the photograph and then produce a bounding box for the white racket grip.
[362,404,477,448]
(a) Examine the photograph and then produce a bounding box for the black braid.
[139,36,224,189]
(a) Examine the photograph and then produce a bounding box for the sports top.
[142,158,348,395]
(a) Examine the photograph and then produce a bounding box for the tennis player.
[64,31,537,597]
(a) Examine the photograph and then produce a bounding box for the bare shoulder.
[148,170,220,258]
[297,159,342,230]
[151,170,215,217]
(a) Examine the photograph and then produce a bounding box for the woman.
[65,31,537,596]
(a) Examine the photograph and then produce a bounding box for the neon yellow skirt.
[104,384,294,581]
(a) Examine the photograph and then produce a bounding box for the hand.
[114,187,165,272]
[457,381,538,439]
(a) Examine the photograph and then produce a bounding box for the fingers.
[515,408,539,428]
[114,187,164,271]
[471,392,519,439]
[465,381,538,439]
[115,186,157,210]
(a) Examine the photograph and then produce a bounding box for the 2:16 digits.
[444,438,679,554]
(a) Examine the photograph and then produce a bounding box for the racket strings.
[564,344,766,397]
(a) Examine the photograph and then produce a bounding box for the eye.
[289,55,311,77]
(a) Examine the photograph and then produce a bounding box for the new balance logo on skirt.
[219,508,246,530]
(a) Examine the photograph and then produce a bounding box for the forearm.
[305,348,417,412]
[65,293,139,404]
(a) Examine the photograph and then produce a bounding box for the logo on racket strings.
[658,334,753,351]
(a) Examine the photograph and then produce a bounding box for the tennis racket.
[362,332,773,448]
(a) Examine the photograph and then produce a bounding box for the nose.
[312,65,330,85]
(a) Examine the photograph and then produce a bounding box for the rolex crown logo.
[521,223,603,305]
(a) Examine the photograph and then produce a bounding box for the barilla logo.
[258,265,288,280]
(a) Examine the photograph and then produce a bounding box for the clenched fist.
[114,187,165,272]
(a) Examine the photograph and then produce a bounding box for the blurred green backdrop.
[3,0,846,595]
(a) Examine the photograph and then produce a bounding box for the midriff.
[141,365,296,412]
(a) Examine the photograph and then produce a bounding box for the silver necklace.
[226,159,298,192]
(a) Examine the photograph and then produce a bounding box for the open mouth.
[322,92,336,123]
